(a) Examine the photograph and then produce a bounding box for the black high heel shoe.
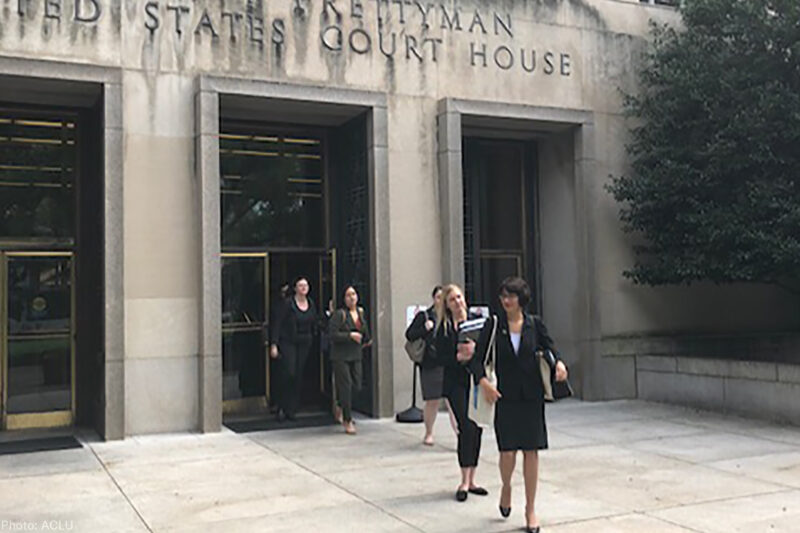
[525,528,540,533]
[498,505,511,518]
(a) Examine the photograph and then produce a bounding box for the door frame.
[220,251,270,416]
[1,250,75,430]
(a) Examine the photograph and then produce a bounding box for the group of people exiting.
[269,274,568,532]
[406,278,569,533]
[268,278,370,435]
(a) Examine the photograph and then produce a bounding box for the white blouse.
[510,332,521,355]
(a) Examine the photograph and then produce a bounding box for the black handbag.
[538,349,574,402]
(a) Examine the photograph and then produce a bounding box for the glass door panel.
[221,253,268,412]
[2,252,74,429]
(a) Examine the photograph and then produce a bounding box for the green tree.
[607,0,800,291]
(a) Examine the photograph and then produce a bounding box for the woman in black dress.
[405,285,457,445]
[434,284,488,502]
[472,277,568,533]
[269,277,318,421]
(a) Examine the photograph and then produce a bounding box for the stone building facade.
[0,0,797,439]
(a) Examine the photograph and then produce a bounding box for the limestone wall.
[2,0,795,433]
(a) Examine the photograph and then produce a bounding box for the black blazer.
[271,297,319,347]
[433,312,482,392]
[470,313,558,402]
[405,307,438,368]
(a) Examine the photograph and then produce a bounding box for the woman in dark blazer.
[434,284,488,502]
[269,277,319,421]
[405,285,458,445]
[328,285,371,435]
[472,277,568,533]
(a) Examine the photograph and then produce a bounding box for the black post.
[395,363,424,423]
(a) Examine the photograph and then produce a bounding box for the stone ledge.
[778,364,800,384]
[636,355,677,373]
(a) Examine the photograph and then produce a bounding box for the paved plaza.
[1,400,799,533]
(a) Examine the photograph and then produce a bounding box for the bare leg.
[423,399,439,445]
[499,451,516,509]
[523,451,540,528]
[459,467,471,491]
[445,398,459,435]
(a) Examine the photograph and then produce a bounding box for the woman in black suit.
[472,277,568,533]
[434,284,488,502]
[269,277,319,421]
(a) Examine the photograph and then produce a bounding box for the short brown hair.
[498,277,531,308]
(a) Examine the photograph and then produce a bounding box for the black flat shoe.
[525,526,540,533]
[455,490,468,502]
[499,506,511,518]
[468,486,488,496]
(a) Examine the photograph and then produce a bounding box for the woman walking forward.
[472,277,568,533]
[328,285,371,435]
[434,284,488,502]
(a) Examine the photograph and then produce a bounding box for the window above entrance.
[219,124,325,249]
[0,111,76,241]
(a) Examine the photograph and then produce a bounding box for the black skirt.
[494,398,548,451]
[419,365,444,401]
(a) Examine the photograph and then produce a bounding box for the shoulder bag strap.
[487,315,498,373]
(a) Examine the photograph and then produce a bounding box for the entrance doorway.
[463,138,537,312]
[0,103,104,432]
[218,114,368,422]
[221,250,336,416]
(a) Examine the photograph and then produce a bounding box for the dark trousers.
[277,339,312,417]
[333,359,362,422]
[445,383,483,468]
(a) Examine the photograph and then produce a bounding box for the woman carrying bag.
[329,285,371,435]
[433,284,488,502]
[470,277,568,533]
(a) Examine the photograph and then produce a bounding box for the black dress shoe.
[499,506,511,518]
[455,490,468,502]
[468,486,488,496]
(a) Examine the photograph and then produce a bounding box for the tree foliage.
[607,0,800,289]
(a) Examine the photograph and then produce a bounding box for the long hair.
[436,284,464,335]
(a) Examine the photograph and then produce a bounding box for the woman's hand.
[269,345,279,359]
[456,339,475,362]
[479,378,502,404]
[555,360,568,382]
[424,319,434,331]
[350,332,363,344]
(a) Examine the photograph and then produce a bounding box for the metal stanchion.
[395,363,424,423]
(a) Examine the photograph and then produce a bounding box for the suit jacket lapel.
[520,315,537,357]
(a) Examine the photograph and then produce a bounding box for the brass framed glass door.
[319,248,336,397]
[221,252,269,415]
[1,251,74,430]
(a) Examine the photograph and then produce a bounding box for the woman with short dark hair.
[471,276,568,533]
[329,285,371,435]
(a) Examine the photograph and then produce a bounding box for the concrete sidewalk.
[1,400,799,532]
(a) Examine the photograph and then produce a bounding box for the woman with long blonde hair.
[433,284,487,502]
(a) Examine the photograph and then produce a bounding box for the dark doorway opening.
[219,100,373,426]
[463,138,538,314]
[0,78,105,437]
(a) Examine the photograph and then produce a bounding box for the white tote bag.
[468,316,497,427]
